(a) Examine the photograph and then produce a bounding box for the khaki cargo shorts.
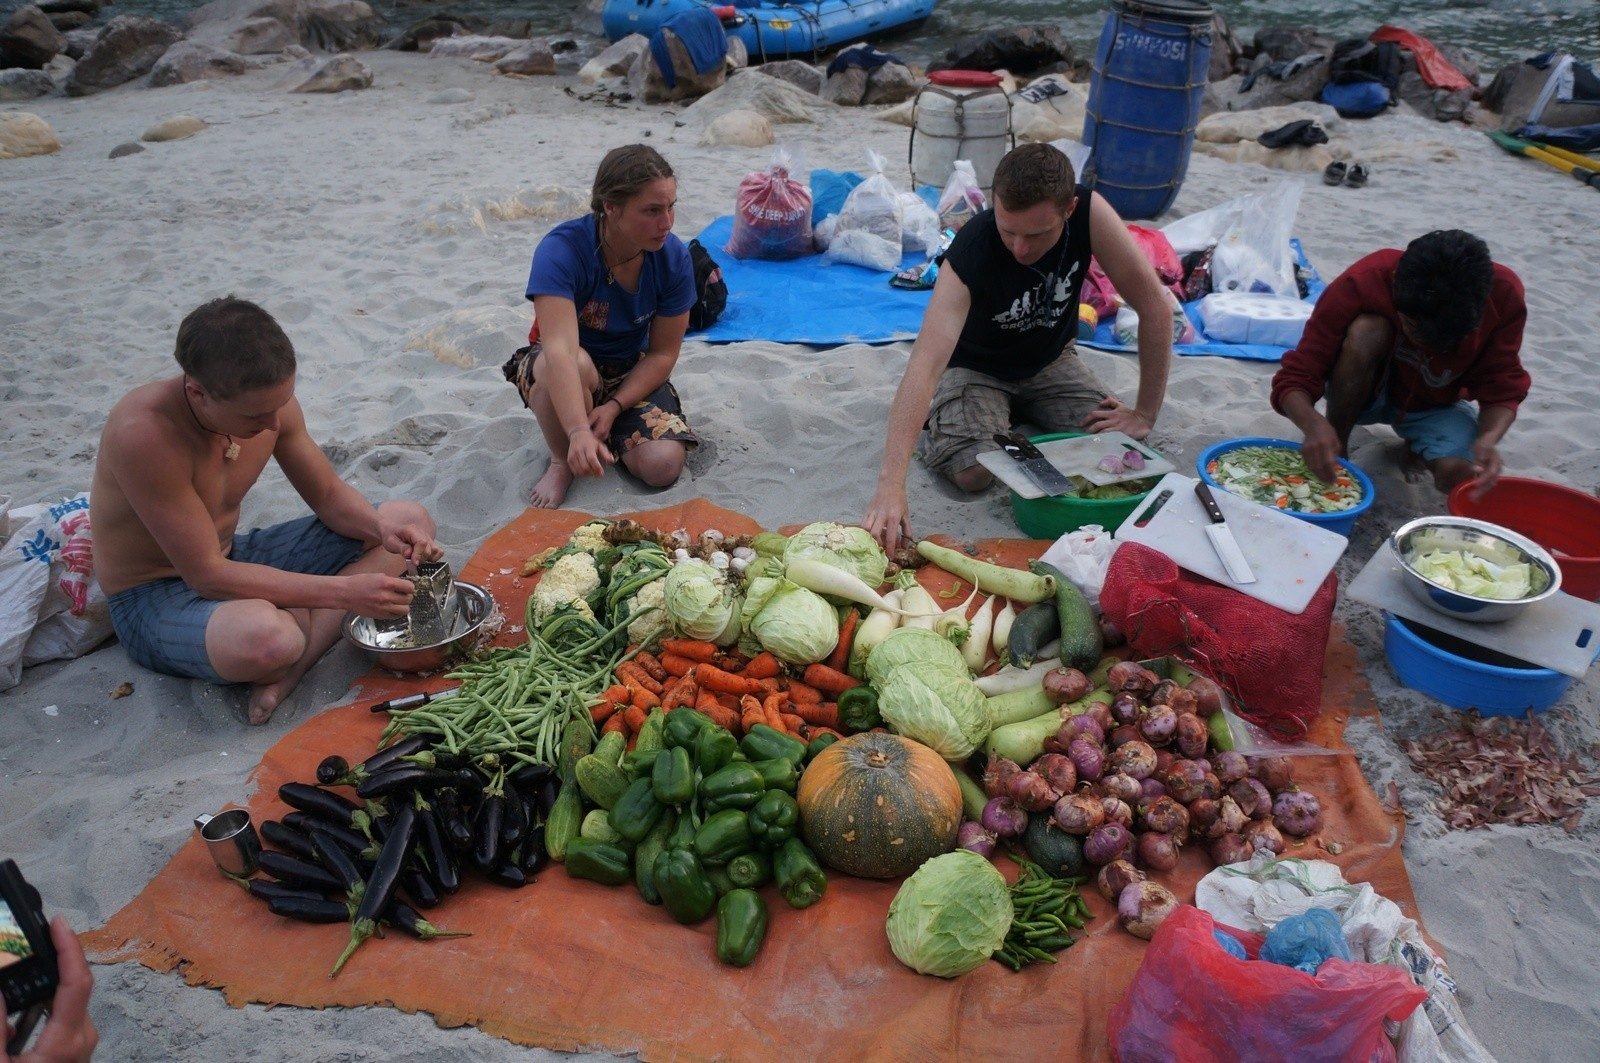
[919,349,1110,481]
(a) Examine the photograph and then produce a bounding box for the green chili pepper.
[714,889,769,968]
[651,746,696,806]
[804,732,839,763]
[773,838,826,909]
[725,849,772,889]
[664,707,711,750]
[739,724,807,766]
[750,757,798,794]
[747,789,799,848]
[836,686,881,731]
[651,848,717,924]
[698,762,766,811]
[693,808,754,866]
[694,725,740,776]
[563,837,630,887]
[609,776,665,843]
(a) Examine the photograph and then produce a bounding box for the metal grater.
[405,560,457,646]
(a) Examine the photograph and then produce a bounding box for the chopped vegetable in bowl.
[1409,548,1545,600]
[1205,446,1363,514]
[1070,475,1159,500]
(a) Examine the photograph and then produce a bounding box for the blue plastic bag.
[1261,907,1352,974]
[809,169,862,225]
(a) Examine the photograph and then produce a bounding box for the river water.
[18,0,1599,71]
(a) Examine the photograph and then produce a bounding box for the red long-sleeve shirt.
[1270,249,1530,417]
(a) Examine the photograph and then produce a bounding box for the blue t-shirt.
[525,214,695,367]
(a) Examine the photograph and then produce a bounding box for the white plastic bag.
[935,159,986,231]
[898,191,941,253]
[1208,180,1302,298]
[1195,854,1496,1063]
[1037,524,1116,609]
[824,149,904,272]
[0,494,113,690]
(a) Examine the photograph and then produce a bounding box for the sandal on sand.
[1345,163,1370,188]
[1323,160,1348,185]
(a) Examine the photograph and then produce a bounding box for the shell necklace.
[183,380,240,461]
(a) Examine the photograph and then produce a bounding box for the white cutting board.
[976,434,1174,500]
[1347,542,1600,678]
[1114,472,1350,615]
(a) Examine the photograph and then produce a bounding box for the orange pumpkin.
[796,731,963,879]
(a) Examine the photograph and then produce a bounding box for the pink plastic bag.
[1079,224,1187,318]
[1109,907,1427,1063]
[726,147,813,260]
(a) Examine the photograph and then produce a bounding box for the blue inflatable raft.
[602,0,937,62]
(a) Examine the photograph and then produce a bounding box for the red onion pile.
[965,662,1326,940]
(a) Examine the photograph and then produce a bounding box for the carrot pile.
[590,639,852,747]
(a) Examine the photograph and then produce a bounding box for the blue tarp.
[1076,240,1324,363]
[690,219,1325,361]
[692,215,930,345]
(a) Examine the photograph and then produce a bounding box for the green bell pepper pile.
[560,691,831,968]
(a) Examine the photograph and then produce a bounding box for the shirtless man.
[91,297,442,724]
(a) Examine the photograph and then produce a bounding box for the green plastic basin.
[1006,432,1153,540]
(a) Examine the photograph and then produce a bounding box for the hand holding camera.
[2,861,96,1063]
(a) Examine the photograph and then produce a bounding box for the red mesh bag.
[1099,542,1335,739]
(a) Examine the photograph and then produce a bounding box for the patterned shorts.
[503,343,698,456]
[108,515,366,684]
[920,348,1109,479]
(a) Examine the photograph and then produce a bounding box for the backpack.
[1323,38,1402,117]
[687,238,728,331]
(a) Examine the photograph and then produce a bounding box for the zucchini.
[954,766,989,822]
[544,782,583,862]
[580,809,626,846]
[985,688,1111,764]
[1030,560,1102,671]
[1007,601,1059,668]
[983,685,1055,728]
[575,754,630,810]
[593,729,627,766]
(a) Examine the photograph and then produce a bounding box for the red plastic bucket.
[1448,477,1600,601]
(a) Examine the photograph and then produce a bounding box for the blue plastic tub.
[1383,615,1573,715]
[1196,436,1375,538]
[1082,0,1214,219]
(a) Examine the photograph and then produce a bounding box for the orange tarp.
[86,500,1424,1061]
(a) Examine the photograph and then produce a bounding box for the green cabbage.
[739,577,840,665]
[1411,548,1543,600]
[885,850,1013,977]
[865,627,969,688]
[663,559,736,641]
[878,663,989,760]
[783,521,888,590]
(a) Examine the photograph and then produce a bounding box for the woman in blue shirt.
[505,144,698,507]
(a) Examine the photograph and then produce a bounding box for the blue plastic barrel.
[1083,0,1213,219]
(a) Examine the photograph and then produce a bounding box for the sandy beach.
[4,38,1600,1061]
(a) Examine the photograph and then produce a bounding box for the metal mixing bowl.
[343,580,495,673]
[1390,516,1561,624]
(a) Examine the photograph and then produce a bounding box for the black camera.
[1,859,59,1026]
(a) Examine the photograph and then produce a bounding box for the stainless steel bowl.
[1390,516,1561,624]
[343,580,496,673]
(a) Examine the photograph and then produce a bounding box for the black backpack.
[687,239,728,331]
[1328,38,1402,92]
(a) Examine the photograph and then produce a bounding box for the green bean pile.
[993,858,1090,971]
[381,598,635,769]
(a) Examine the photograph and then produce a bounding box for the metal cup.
[193,809,261,877]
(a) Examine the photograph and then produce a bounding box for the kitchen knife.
[993,432,1077,496]
[369,687,461,713]
[1194,481,1258,584]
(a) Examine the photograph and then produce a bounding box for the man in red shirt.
[1271,229,1529,498]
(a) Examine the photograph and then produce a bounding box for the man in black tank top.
[864,143,1175,551]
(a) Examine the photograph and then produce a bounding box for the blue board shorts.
[1358,396,1478,463]
[108,515,366,684]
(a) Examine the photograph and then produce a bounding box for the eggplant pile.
[964,660,1324,941]
[244,733,559,975]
